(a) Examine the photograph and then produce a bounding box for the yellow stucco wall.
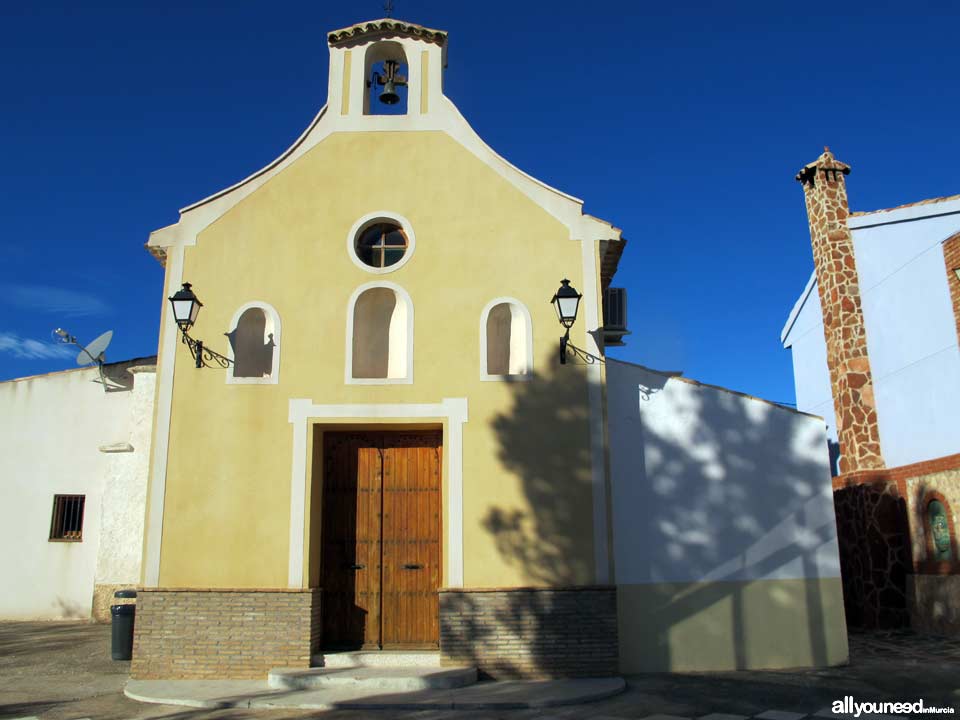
[157,130,597,589]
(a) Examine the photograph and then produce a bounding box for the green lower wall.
[618,577,848,673]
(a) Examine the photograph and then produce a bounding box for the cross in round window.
[356,222,408,268]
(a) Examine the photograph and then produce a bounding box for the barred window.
[49,495,85,541]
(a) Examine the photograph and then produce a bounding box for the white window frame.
[345,281,414,385]
[225,301,282,385]
[346,210,417,274]
[479,297,533,381]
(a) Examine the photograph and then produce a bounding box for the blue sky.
[1,1,958,404]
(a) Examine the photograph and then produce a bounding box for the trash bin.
[110,590,137,661]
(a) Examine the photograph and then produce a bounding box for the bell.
[379,79,400,105]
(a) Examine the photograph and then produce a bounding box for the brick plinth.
[797,148,884,474]
[439,586,618,679]
[131,588,321,679]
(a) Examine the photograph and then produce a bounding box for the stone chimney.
[796,148,884,474]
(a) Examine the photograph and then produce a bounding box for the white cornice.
[848,197,960,229]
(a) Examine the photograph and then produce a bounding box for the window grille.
[49,494,85,541]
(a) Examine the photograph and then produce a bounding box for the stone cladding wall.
[944,232,960,344]
[797,149,884,474]
[833,453,960,630]
[832,479,910,628]
[131,588,321,679]
[439,586,618,679]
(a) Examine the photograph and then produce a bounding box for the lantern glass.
[551,279,582,329]
[557,295,580,325]
[169,283,202,331]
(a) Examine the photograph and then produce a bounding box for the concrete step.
[312,650,441,668]
[126,676,627,710]
[268,665,478,691]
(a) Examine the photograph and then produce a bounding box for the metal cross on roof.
[384,0,394,17]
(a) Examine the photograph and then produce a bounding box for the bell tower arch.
[326,19,447,120]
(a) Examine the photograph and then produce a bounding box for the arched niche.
[926,496,955,562]
[363,40,408,116]
[225,302,281,384]
[480,298,532,381]
[346,282,413,384]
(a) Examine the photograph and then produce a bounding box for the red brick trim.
[832,453,960,578]
[944,232,960,344]
[832,452,960,491]
[914,562,960,576]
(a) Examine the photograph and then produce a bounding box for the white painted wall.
[95,366,156,588]
[0,360,155,619]
[607,360,840,585]
[850,210,960,468]
[781,278,839,454]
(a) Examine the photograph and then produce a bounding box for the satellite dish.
[76,330,113,366]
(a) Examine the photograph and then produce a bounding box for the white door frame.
[287,397,468,589]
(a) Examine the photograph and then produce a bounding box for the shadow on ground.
[1,622,958,719]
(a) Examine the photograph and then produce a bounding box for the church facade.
[132,18,846,680]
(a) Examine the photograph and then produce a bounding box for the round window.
[355,222,408,269]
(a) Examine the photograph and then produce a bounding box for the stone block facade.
[439,586,618,679]
[131,588,321,679]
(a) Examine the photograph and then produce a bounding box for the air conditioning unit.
[602,287,630,346]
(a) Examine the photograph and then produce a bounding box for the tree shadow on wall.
[440,362,600,679]
[483,364,595,588]
[462,358,850,676]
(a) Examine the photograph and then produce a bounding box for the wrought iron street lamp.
[551,278,604,365]
[168,283,234,369]
[551,278,581,329]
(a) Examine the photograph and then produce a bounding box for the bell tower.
[326,19,447,120]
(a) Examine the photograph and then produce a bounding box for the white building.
[0,358,156,620]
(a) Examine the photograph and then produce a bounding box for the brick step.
[312,651,442,668]
[267,665,478,692]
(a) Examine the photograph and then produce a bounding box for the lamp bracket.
[179,329,234,369]
[559,330,605,365]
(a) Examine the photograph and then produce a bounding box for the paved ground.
[0,622,957,720]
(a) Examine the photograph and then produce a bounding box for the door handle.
[402,563,423,570]
[345,563,366,570]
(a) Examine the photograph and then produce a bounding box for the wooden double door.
[321,431,442,649]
